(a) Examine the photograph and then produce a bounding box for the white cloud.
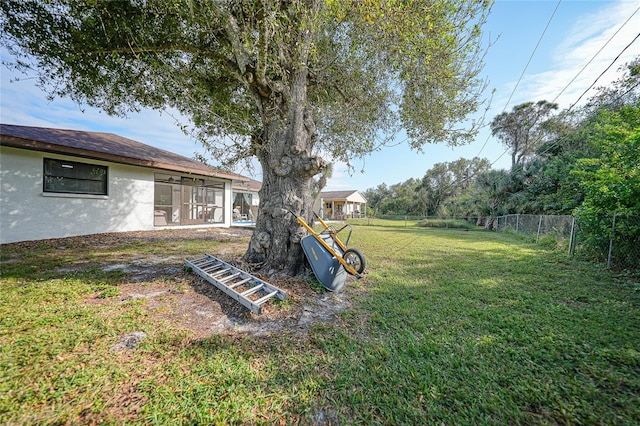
[525,0,639,108]
[1,66,195,152]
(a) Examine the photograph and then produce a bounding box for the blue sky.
[1,0,639,192]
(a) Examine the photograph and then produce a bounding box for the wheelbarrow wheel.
[343,248,366,275]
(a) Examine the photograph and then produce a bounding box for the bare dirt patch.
[91,263,355,338]
[41,228,363,338]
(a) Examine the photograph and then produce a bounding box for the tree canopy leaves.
[1,0,492,169]
[490,100,558,169]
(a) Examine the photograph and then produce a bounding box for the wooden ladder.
[184,254,287,314]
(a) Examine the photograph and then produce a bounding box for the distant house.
[315,190,367,220]
[0,123,248,244]
[232,178,261,222]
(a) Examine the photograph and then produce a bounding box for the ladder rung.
[203,264,223,273]
[228,277,252,290]
[211,268,231,278]
[241,284,264,297]
[219,272,241,283]
[254,290,278,305]
[216,273,235,283]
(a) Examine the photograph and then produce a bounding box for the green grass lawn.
[1,222,638,424]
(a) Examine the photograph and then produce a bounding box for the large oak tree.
[1,0,492,275]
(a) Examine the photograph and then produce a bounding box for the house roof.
[233,178,262,193]
[320,190,367,203]
[0,123,248,181]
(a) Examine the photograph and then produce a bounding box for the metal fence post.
[607,212,617,269]
[568,217,576,257]
[536,215,543,243]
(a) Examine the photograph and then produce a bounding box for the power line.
[535,77,640,160]
[567,30,640,112]
[465,37,640,189]
[372,4,639,198]
[489,8,640,169]
[474,0,563,159]
[551,5,640,105]
[533,22,640,160]
[500,1,563,114]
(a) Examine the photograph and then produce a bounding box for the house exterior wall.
[316,199,364,219]
[1,146,155,243]
[346,193,367,204]
[313,192,367,219]
[0,146,232,244]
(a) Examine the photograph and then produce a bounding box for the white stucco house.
[0,123,249,244]
[315,190,367,220]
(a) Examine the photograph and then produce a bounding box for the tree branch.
[224,13,250,77]
[255,0,270,90]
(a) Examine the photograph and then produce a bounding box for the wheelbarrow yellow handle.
[291,211,362,277]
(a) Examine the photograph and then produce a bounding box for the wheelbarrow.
[292,211,366,291]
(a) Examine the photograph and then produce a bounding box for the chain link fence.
[495,214,574,243]
[573,212,640,271]
[496,213,639,271]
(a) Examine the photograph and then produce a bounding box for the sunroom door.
[181,178,205,224]
[204,180,224,223]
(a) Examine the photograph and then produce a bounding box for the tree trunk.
[242,69,325,276]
